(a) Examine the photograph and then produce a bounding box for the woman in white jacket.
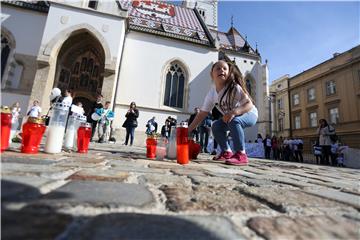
[317,119,335,165]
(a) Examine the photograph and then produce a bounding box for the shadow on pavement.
[1,181,222,240]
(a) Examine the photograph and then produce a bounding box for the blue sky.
[217,1,360,82]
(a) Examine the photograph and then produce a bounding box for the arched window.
[164,62,185,108]
[1,35,11,81]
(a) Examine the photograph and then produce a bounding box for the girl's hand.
[223,112,235,123]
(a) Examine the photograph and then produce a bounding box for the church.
[1,0,269,144]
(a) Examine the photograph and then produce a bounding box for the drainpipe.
[287,77,292,138]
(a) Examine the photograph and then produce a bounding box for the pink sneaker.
[213,151,233,161]
[225,152,249,166]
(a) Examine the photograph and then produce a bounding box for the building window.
[294,115,301,129]
[307,87,316,102]
[278,118,284,131]
[164,62,185,108]
[326,80,336,96]
[292,93,299,106]
[277,98,283,109]
[88,0,98,9]
[329,107,339,124]
[198,9,205,19]
[309,112,317,128]
[1,35,11,81]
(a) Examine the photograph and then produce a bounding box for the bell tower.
[182,0,218,30]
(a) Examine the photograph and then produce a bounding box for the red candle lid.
[80,122,92,128]
[28,117,45,124]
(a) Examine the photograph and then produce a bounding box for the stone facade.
[288,45,360,151]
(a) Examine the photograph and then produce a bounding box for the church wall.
[58,1,124,16]
[114,31,218,133]
[28,3,126,113]
[1,6,47,56]
[40,3,125,59]
[1,5,48,108]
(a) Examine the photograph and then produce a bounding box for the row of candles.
[1,103,92,154]
[146,122,201,165]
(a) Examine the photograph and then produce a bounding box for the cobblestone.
[2,142,360,239]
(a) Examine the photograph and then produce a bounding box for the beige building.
[287,45,360,152]
[269,74,290,138]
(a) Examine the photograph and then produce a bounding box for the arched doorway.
[54,31,105,116]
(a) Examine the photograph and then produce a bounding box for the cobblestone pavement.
[2,142,360,240]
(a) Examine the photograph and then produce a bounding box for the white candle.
[45,125,65,153]
[63,128,75,149]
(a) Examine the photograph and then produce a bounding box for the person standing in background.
[62,89,73,106]
[317,119,335,165]
[27,100,42,118]
[263,134,272,159]
[199,113,212,153]
[271,136,279,160]
[122,102,139,146]
[96,101,114,143]
[89,94,103,142]
[9,102,21,143]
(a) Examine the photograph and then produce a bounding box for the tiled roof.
[2,1,49,13]
[118,0,212,46]
[211,27,259,56]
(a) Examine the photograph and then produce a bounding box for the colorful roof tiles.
[118,0,212,45]
[211,27,258,56]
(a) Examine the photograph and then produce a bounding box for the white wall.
[114,31,218,130]
[59,1,123,16]
[1,5,47,56]
[42,3,126,60]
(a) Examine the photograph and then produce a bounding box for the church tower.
[182,0,218,30]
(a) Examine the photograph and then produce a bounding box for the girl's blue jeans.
[212,107,258,152]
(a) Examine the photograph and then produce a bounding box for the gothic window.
[87,59,94,73]
[73,62,80,75]
[80,73,89,88]
[1,35,11,81]
[164,63,185,108]
[93,66,99,78]
[80,57,87,71]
